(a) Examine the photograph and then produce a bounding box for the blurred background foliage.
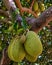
[0,0,52,65]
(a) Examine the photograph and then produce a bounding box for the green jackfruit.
[8,36,26,62]
[24,31,43,57]
[33,1,39,11]
[8,39,14,61]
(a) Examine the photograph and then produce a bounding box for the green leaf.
[13,22,18,31]
[21,16,28,30]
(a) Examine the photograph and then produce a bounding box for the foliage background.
[0,0,52,65]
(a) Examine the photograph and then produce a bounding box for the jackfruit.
[8,36,26,62]
[24,31,43,57]
[8,38,17,61]
[33,1,39,11]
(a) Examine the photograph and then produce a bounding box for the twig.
[14,0,38,18]
[30,0,35,10]
[0,48,11,65]
[20,7,38,17]
[0,9,10,18]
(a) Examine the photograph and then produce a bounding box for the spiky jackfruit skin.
[24,31,43,57]
[8,37,26,62]
[26,53,37,62]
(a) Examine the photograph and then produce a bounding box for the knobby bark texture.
[0,0,52,65]
[16,6,52,33]
[27,6,52,32]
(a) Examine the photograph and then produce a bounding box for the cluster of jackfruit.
[33,1,45,15]
[8,31,43,62]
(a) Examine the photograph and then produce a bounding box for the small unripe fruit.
[33,1,39,11]
[39,2,45,12]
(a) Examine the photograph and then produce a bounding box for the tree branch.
[16,6,52,33]
[26,6,52,33]
[30,0,34,10]
[0,9,10,18]
[0,48,11,65]
[14,0,38,17]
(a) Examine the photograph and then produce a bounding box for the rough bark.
[16,6,52,33]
